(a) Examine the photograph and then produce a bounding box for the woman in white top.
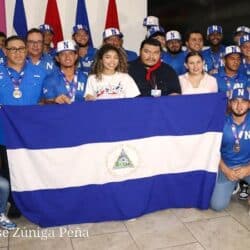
[179,51,218,95]
[85,44,140,100]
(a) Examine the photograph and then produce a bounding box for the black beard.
[232,110,248,117]
[77,43,88,48]
[168,49,182,55]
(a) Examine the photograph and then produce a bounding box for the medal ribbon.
[231,122,247,145]
[7,68,25,90]
[61,70,78,100]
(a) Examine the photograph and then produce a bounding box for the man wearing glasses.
[0,35,47,218]
[26,28,56,76]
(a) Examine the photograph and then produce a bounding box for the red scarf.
[146,60,162,81]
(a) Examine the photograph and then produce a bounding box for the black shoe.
[7,205,21,218]
[239,183,248,200]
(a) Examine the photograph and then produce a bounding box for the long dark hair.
[90,44,128,80]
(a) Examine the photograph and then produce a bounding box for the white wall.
[5,0,147,53]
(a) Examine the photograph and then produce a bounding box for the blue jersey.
[161,51,186,75]
[78,47,97,75]
[27,53,57,76]
[125,49,138,62]
[239,59,250,87]
[42,68,87,102]
[0,49,6,65]
[213,68,248,94]
[0,63,46,105]
[202,45,225,73]
[221,113,250,167]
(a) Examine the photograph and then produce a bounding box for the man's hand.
[224,167,239,181]
[54,95,71,104]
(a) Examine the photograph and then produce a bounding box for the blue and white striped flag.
[0,94,226,227]
[13,0,28,38]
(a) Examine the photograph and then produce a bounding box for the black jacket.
[128,59,181,96]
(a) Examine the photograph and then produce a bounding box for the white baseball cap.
[235,26,250,34]
[103,28,123,39]
[143,16,159,27]
[224,45,241,57]
[166,30,181,41]
[57,40,77,53]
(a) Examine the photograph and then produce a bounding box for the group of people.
[0,16,249,229]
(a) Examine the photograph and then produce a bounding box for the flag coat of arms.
[0,94,226,227]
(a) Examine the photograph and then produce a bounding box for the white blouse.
[85,72,140,99]
[179,72,218,95]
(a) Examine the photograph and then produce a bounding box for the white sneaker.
[0,213,17,230]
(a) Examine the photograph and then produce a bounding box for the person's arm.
[219,158,239,181]
[165,65,182,95]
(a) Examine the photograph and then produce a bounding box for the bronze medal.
[233,143,240,153]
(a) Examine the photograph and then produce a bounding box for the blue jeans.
[0,176,9,214]
[210,167,250,211]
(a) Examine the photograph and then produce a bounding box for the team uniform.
[125,49,138,62]
[42,68,87,102]
[202,45,225,73]
[128,59,181,96]
[239,59,250,86]
[213,68,248,95]
[27,53,57,76]
[77,47,97,75]
[0,49,6,65]
[210,112,250,210]
[0,63,46,105]
[84,72,140,100]
[161,51,186,75]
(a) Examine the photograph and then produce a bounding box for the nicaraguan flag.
[13,0,28,38]
[0,94,226,227]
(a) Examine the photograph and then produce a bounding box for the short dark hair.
[185,51,204,63]
[5,35,26,48]
[140,38,162,51]
[26,28,44,40]
[0,31,6,38]
[185,30,204,42]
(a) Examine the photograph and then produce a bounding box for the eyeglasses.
[27,40,43,46]
[6,47,26,54]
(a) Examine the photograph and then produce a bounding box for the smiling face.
[230,98,249,117]
[73,29,89,47]
[56,50,78,68]
[208,32,223,46]
[241,41,250,58]
[185,54,204,75]
[101,49,119,74]
[186,33,204,52]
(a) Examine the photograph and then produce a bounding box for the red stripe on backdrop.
[105,0,120,29]
[0,0,7,33]
[45,0,63,46]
